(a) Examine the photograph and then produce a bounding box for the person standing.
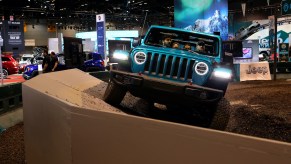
[42,50,50,73]
[50,51,58,72]
[43,51,58,73]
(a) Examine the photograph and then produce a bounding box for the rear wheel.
[1,69,8,79]
[103,79,127,105]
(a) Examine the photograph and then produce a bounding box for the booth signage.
[279,43,289,55]
[96,14,106,60]
[282,0,291,16]
[1,20,25,55]
[279,43,289,62]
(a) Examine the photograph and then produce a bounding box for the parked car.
[23,53,66,80]
[1,54,19,78]
[18,54,34,73]
[82,52,105,72]
[32,55,44,65]
[22,64,40,80]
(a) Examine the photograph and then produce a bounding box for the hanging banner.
[268,15,275,54]
[96,14,106,61]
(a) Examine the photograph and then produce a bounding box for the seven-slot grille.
[143,52,195,81]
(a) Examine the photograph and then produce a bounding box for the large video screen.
[174,0,228,40]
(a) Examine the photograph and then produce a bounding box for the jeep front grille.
[144,52,195,81]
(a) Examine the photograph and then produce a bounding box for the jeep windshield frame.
[144,27,220,57]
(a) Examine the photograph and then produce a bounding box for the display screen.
[174,0,228,40]
[240,47,253,59]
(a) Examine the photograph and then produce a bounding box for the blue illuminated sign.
[96,14,106,58]
[282,0,291,16]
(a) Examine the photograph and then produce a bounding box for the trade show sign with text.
[174,0,228,40]
[96,14,106,59]
[239,62,271,81]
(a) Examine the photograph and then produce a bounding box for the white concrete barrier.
[23,69,291,164]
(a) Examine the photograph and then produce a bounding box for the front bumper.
[110,70,224,104]
[22,73,31,80]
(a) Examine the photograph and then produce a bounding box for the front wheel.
[31,71,39,79]
[103,79,127,105]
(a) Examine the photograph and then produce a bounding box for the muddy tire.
[103,79,127,105]
[137,99,154,116]
[208,98,230,130]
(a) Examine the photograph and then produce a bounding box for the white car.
[19,54,34,65]
[18,54,34,73]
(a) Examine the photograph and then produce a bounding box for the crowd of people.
[42,50,59,73]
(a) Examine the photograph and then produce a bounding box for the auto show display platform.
[22,69,291,164]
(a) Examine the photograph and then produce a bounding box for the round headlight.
[195,62,209,76]
[134,52,146,65]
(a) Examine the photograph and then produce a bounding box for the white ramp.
[22,69,291,164]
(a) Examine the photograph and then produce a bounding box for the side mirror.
[132,38,140,47]
[132,36,145,47]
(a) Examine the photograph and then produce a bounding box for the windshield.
[22,57,32,61]
[91,53,102,60]
[144,27,220,56]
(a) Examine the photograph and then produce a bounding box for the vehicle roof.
[21,54,34,57]
[1,54,14,57]
[148,25,222,40]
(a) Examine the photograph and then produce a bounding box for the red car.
[1,54,19,77]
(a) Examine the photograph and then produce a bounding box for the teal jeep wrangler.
[104,26,233,122]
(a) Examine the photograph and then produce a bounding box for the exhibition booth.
[174,0,291,81]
